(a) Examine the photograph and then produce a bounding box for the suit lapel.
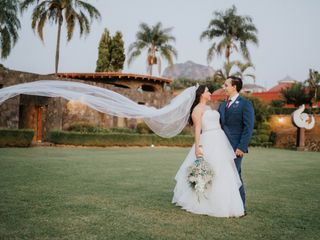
[220,101,227,124]
[225,95,242,118]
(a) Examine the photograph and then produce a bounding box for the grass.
[0,147,319,240]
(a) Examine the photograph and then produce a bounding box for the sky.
[3,0,320,89]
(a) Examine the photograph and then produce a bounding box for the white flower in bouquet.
[187,152,214,201]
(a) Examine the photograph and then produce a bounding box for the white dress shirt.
[227,93,239,108]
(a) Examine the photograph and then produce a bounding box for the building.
[0,68,173,142]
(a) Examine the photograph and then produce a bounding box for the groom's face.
[223,79,236,96]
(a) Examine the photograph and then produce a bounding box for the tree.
[110,31,125,72]
[245,95,270,129]
[96,29,125,72]
[281,82,313,107]
[234,61,256,83]
[213,61,237,84]
[306,69,320,108]
[20,0,101,74]
[96,28,112,72]
[128,22,177,75]
[0,0,21,59]
[200,5,258,64]
[171,77,220,92]
[213,60,255,84]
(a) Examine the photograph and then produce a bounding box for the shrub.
[259,134,270,143]
[260,121,271,130]
[270,100,285,108]
[269,131,277,145]
[258,129,270,136]
[179,127,192,135]
[250,132,273,148]
[0,128,34,147]
[48,131,193,147]
[68,121,102,133]
[245,95,271,129]
[68,122,112,134]
[136,122,152,134]
[109,127,136,134]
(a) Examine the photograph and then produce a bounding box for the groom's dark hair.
[228,76,243,92]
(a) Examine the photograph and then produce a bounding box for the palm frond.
[65,9,76,41]
[75,0,101,20]
[206,42,216,64]
[0,27,11,58]
[127,49,142,66]
[243,73,256,81]
[37,11,49,41]
[159,44,177,66]
[0,0,21,58]
[20,0,38,13]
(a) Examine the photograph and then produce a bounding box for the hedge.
[48,131,194,147]
[0,128,34,147]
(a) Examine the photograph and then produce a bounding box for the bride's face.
[201,87,211,101]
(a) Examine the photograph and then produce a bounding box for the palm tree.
[20,0,101,74]
[200,5,258,64]
[306,69,320,108]
[213,61,237,84]
[213,60,255,84]
[127,22,177,75]
[234,61,256,83]
[0,0,21,59]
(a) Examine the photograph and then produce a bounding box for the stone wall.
[0,67,58,129]
[60,81,172,130]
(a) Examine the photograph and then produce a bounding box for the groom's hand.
[235,149,244,157]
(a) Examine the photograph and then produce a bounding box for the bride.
[172,85,245,217]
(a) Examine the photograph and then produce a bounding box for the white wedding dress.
[172,108,245,217]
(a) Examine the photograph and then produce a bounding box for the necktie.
[226,99,231,109]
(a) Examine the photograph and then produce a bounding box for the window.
[141,84,155,92]
[113,83,130,89]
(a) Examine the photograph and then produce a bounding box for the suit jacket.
[218,95,255,153]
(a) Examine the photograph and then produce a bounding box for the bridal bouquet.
[187,156,214,201]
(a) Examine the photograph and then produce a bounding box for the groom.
[218,76,255,211]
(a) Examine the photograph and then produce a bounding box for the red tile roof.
[268,82,294,92]
[211,82,293,104]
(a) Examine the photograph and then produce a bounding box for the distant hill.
[162,61,214,80]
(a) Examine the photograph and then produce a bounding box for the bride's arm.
[192,107,203,158]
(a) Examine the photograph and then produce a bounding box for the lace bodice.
[202,109,221,132]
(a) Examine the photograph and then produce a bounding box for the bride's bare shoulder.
[192,104,208,116]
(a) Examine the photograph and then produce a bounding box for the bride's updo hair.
[188,85,207,126]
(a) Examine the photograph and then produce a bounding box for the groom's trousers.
[234,156,245,208]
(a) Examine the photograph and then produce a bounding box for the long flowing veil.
[0,80,197,138]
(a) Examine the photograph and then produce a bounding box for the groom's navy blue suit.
[218,95,254,207]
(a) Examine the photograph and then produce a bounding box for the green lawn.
[0,147,319,240]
